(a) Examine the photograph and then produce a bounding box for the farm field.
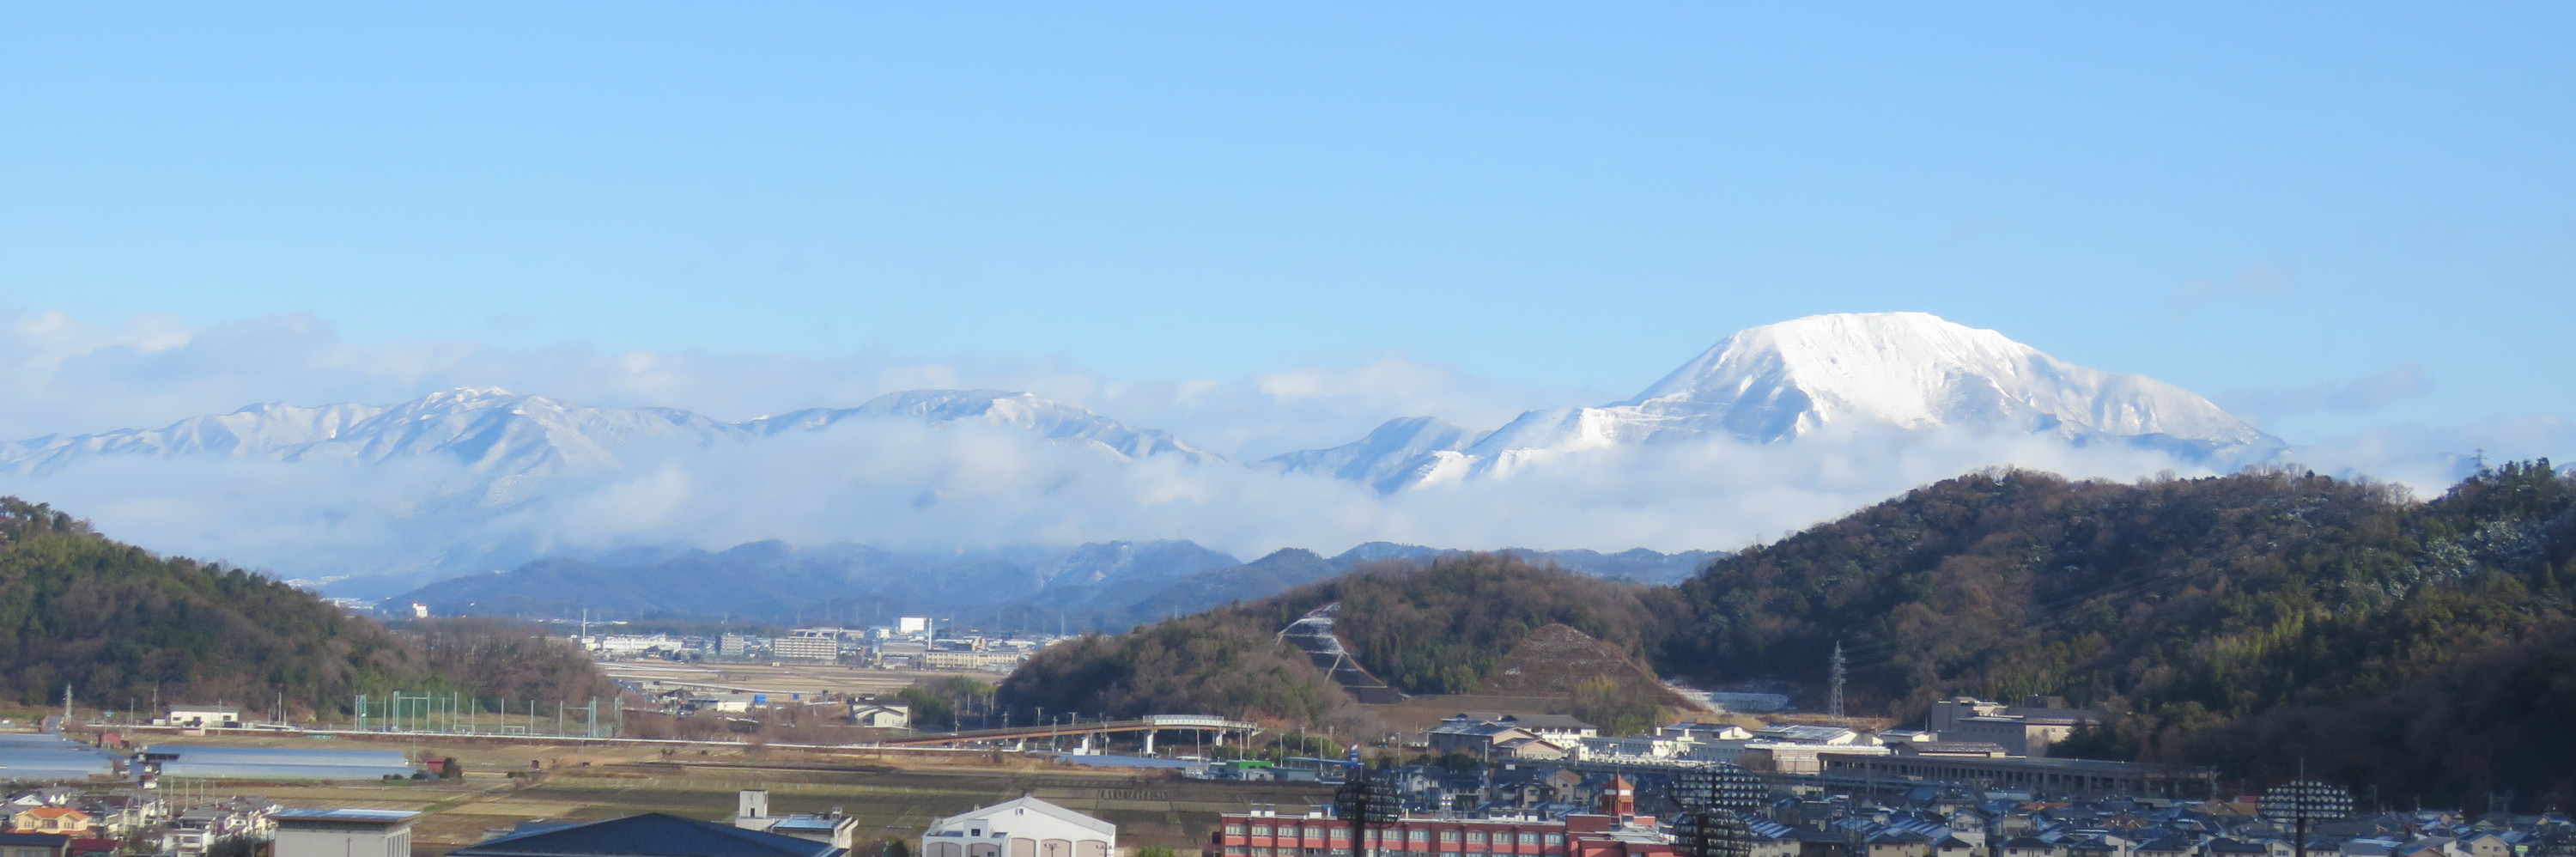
[596,659,972,699]
[125,732,1328,855]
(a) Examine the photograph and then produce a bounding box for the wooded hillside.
[1004,462,2576,807]
[999,552,1682,730]
[0,497,611,719]
[1667,462,2576,806]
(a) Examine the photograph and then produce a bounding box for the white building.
[589,634,687,657]
[166,706,241,728]
[849,702,910,729]
[775,632,841,662]
[920,796,1115,857]
[271,809,416,857]
[733,790,860,849]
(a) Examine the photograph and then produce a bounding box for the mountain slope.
[1667,460,2576,806]
[999,461,2576,805]
[0,496,610,715]
[1000,552,1687,724]
[1273,313,2281,489]
[1624,312,2266,443]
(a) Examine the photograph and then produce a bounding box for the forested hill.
[1667,462,2576,806]
[0,497,610,717]
[1000,553,1685,731]
[1000,462,2576,806]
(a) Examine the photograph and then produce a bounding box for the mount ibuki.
[1267,313,2278,490]
[0,313,2282,589]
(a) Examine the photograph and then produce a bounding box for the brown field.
[118,732,1329,856]
[596,659,977,698]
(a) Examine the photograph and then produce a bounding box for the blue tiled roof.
[276,809,419,823]
[451,813,845,857]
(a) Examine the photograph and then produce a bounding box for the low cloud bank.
[0,418,2270,594]
[0,310,2562,596]
[0,310,1591,460]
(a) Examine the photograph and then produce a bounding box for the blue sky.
[1,3,2570,448]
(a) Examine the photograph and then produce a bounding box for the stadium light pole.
[2261,779,2354,857]
[1673,763,1768,857]
[1335,768,1400,857]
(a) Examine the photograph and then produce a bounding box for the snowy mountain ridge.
[1266,313,2278,489]
[0,387,1218,491]
[0,312,2287,589]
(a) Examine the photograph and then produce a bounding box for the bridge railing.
[1145,714,1231,728]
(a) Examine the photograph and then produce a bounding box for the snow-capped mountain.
[744,390,1219,464]
[0,311,2287,591]
[1261,416,1478,490]
[0,386,1214,491]
[1269,312,2278,489]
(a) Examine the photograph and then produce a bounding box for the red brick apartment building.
[1206,777,1677,857]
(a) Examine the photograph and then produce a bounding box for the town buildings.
[1206,775,1694,857]
[1923,698,2104,758]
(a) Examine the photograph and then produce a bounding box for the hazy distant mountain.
[1269,312,2280,489]
[0,386,1217,486]
[395,538,1719,627]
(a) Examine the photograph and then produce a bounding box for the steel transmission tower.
[1827,641,1846,720]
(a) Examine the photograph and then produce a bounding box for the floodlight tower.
[2261,779,2354,857]
[1335,768,1400,857]
[1674,763,1769,857]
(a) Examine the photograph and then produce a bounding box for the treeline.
[1002,611,1344,726]
[392,617,622,708]
[0,497,611,719]
[1666,462,2576,808]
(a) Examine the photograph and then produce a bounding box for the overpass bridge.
[881,714,1262,752]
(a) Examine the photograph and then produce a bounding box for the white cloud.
[0,310,2562,599]
[0,310,1582,459]
[0,412,2236,594]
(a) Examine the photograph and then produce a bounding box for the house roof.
[450,813,844,857]
[274,809,418,826]
[0,834,70,848]
[1754,725,1856,744]
[1504,714,1597,731]
[19,808,88,819]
